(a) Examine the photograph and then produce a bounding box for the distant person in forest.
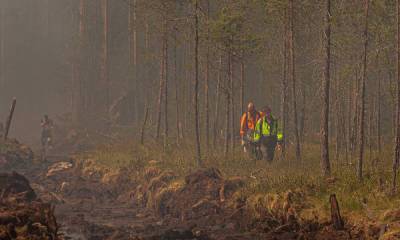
[41,115,54,149]
[240,102,261,154]
[254,106,283,161]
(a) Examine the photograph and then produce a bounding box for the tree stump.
[330,194,344,230]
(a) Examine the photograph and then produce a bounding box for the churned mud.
[0,138,396,239]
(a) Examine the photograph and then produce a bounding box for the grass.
[79,136,400,224]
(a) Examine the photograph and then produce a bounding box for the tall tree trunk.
[74,0,86,124]
[240,51,245,114]
[128,0,137,123]
[194,0,202,166]
[392,0,400,193]
[101,0,109,114]
[321,0,331,176]
[224,88,230,157]
[351,69,360,156]
[334,66,340,162]
[0,1,5,93]
[163,17,169,151]
[377,53,382,156]
[300,83,306,143]
[358,0,370,181]
[140,107,149,145]
[156,44,164,139]
[224,53,231,157]
[368,97,374,164]
[281,9,289,157]
[289,0,301,161]
[213,54,222,147]
[204,0,210,150]
[346,79,351,164]
[230,51,235,151]
[174,28,180,145]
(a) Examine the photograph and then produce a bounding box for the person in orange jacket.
[240,102,261,153]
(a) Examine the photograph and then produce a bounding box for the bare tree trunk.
[377,54,382,156]
[369,97,374,164]
[101,0,109,114]
[74,0,86,125]
[351,68,360,156]
[229,51,235,151]
[184,38,191,138]
[289,0,301,161]
[345,78,351,163]
[321,0,331,177]
[240,51,245,114]
[163,17,169,151]
[140,107,149,145]
[174,28,180,145]
[213,54,222,147]
[334,67,340,163]
[358,0,370,181]
[156,44,164,139]
[281,10,289,157]
[128,0,137,123]
[224,90,230,157]
[0,1,5,92]
[204,0,210,150]
[224,53,231,157]
[392,0,400,193]
[144,14,152,124]
[300,83,306,143]
[194,0,202,166]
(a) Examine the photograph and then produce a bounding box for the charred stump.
[330,194,344,230]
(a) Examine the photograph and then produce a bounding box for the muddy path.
[4,141,376,240]
[20,155,156,240]
[19,153,253,239]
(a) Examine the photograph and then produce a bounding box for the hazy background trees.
[0,0,398,168]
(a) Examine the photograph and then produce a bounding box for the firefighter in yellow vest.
[254,106,283,161]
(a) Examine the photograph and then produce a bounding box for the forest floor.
[1,134,400,239]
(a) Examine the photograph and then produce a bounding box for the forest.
[1,0,400,239]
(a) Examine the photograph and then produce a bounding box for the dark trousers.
[260,136,277,161]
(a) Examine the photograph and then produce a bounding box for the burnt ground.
[0,139,387,240]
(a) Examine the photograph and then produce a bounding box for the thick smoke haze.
[0,0,130,145]
[0,0,72,144]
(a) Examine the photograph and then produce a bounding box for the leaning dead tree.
[4,98,16,140]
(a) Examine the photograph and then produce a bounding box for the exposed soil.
[0,138,391,239]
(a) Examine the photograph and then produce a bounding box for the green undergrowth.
[79,138,400,223]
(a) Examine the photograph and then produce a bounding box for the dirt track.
[0,140,381,240]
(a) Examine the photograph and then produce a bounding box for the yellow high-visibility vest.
[254,116,283,142]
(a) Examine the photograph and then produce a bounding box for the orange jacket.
[240,111,261,137]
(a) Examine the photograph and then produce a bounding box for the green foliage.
[209,0,262,55]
